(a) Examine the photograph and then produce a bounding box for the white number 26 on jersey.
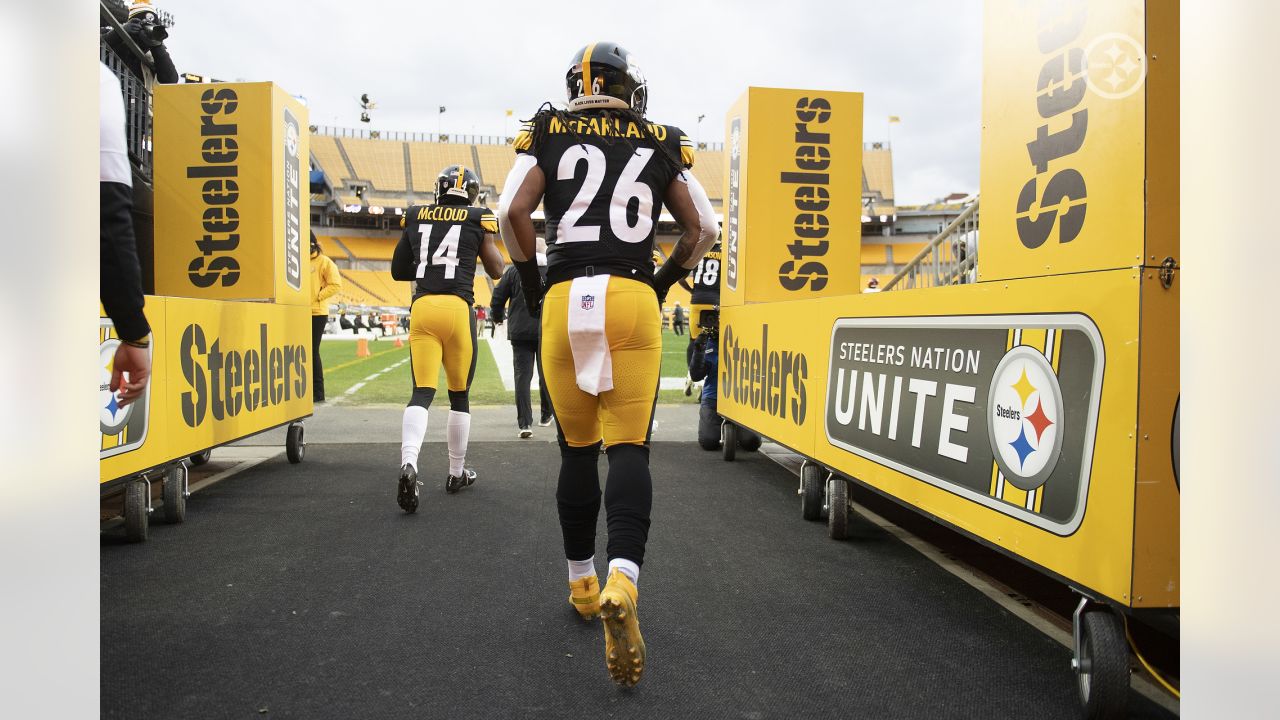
[557,147,655,244]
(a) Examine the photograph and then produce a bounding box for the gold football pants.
[409,294,476,391]
[540,276,661,447]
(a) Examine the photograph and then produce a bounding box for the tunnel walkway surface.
[101,442,1174,719]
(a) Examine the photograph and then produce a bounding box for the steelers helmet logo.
[1084,32,1147,100]
[100,338,132,435]
[285,121,300,158]
[987,346,1064,491]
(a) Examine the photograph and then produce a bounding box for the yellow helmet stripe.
[456,167,465,189]
[582,42,597,96]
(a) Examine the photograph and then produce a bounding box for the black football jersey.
[688,242,722,305]
[398,204,497,305]
[514,112,694,286]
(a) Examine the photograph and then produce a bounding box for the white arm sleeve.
[497,154,539,262]
[675,170,719,268]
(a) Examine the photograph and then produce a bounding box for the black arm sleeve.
[100,181,151,342]
[390,230,414,280]
[149,43,179,84]
[490,266,515,323]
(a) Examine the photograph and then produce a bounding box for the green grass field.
[320,328,700,406]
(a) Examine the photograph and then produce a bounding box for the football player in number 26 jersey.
[390,164,505,511]
[497,41,719,688]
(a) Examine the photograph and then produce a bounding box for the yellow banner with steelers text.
[153,82,310,305]
[101,297,312,483]
[721,87,862,306]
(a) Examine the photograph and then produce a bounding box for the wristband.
[122,337,151,349]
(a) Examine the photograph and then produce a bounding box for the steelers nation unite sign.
[823,314,1103,535]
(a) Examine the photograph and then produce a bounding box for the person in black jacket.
[100,62,151,406]
[490,239,551,437]
[103,3,178,86]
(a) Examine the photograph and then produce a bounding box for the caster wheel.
[1074,609,1129,719]
[286,423,306,464]
[827,476,848,540]
[739,429,762,452]
[800,462,824,521]
[162,464,187,524]
[721,422,737,461]
[189,448,212,466]
[124,478,149,543]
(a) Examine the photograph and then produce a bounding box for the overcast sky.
[155,0,982,205]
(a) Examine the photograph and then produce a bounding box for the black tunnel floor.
[101,442,1174,719]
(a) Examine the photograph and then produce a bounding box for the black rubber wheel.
[124,479,149,543]
[827,476,848,540]
[722,422,737,462]
[801,463,824,521]
[286,423,305,464]
[189,448,212,466]
[1075,609,1130,719]
[162,464,186,524]
[740,431,762,452]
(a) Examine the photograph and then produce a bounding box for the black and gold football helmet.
[435,165,480,205]
[565,42,647,115]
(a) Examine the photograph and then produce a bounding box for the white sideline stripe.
[762,448,1180,716]
[330,358,409,405]
[483,336,690,392]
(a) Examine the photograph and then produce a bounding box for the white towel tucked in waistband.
[567,274,612,395]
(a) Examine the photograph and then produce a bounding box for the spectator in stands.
[490,238,552,437]
[103,2,178,86]
[100,62,151,406]
[866,277,881,293]
[671,302,686,336]
[310,232,342,402]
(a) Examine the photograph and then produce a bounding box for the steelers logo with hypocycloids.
[987,346,1064,492]
[100,338,133,435]
[285,121,300,158]
[1085,32,1147,100]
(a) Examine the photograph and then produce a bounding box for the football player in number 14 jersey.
[497,41,718,688]
[390,165,505,511]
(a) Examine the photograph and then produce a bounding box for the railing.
[882,197,979,291]
[310,124,724,151]
[99,1,154,180]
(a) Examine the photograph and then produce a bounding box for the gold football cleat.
[568,575,601,620]
[599,569,645,687]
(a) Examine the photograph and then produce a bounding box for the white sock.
[400,406,428,469]
[447,410,470,476]
[608,558,640,586]
[567,557,596,582]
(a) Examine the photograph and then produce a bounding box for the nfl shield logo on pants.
[581,295,595,310]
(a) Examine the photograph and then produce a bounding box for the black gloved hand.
[653,260,691,308]
[515,259,544,318]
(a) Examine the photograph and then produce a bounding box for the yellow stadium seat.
[474,144,517,193]
[408,142,475,193]
[338,236,397,261]
[690,149,725,201]
[312,135,351,187]
[861,244,889,265]
[342,137,408,192]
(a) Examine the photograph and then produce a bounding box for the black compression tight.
[555,441,652,566]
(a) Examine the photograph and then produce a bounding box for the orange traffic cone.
[356,338,371,357]
[394,337,404,348]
